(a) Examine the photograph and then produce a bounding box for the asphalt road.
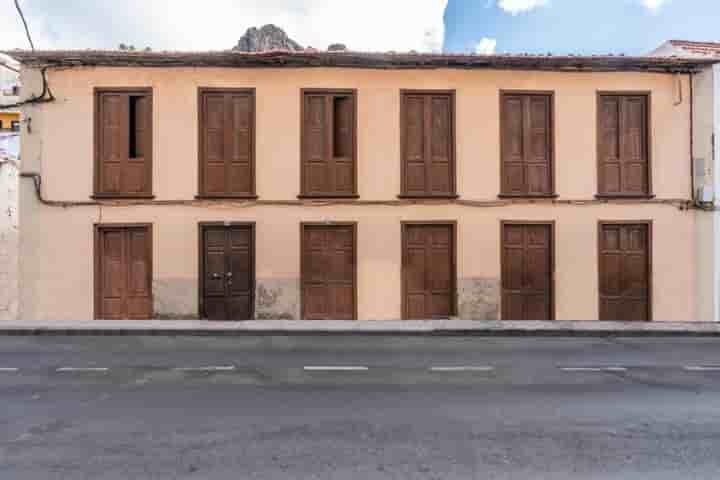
[2,336,720,479]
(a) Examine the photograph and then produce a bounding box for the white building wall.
[0,132,19,320]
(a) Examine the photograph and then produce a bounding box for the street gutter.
[2,320,720,336]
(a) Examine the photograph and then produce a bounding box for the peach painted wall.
[18,66,700,321]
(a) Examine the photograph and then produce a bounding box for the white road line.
[174,366,237,372]
[684,366,720,372]
[0,368,19,373]
[430,366,495,372]
[560,367,627,372]
[303,366,369,371]
[56,367,109,373]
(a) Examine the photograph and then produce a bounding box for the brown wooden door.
[501,223,554,320]
[301,224,356,320]
[200,224,255,321]
[199,89,255,197]
[402,224,455,319]
[597,94,649,196]
[599,223,651,321]
[96,225,153,320]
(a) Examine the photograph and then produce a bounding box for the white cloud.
[497,0,549,15]
[0,0,448,52]
[639,0,668,12]
[475,37,497,54]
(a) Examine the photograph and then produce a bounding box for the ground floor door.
[95,224,153,320]
[301,223,357,320]
[200,223,255,321]
[402,223,456,320]
[599,222,651,321]
[501,222,554,320]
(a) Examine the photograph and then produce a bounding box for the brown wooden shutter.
[95,89,152,197]
[500,92,553,196]
[199,89,255,197]
[598,94,649,196]
[301,90,356,197]
[401,91,455,197]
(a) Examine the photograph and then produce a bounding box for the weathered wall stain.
[255,279,300,320]
[153,279,199,320]
[458,278,500,321]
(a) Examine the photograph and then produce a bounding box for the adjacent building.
[0,54,20,321]
[5,49,718,321]
[651,40,720,321]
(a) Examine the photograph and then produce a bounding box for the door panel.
[599,223,650,321]
[200,225,255,321]
[402,224,455,320]
[501,223,553,321]
[96,226,152,320]
[302,225,357,320]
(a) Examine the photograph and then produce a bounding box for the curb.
[2,321,720,336]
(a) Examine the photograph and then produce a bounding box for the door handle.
[226,272,233,278]
[211,273,222,279]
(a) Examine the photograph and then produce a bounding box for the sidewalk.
[2,320,720,336]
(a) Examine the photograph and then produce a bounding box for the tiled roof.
[1,49,716,73]
[667,40,720,58]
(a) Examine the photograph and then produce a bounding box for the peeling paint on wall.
[255,279,300,320]
[458,278,500,321]
[153,278,199,320]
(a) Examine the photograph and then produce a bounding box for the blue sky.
[444,0,720,55]
[0,1,717,55]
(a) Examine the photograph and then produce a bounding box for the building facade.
[8,50,716,321]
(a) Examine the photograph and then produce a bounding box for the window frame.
[196,87,258,199]
[299,88,359,199]
[498,90,557,198]
[93,87,154,199]
[595,91,653,199]
[399,89,458,199]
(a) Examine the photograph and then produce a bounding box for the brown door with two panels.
[200,224,255,320]
[402,224,455,319]
[501,223,554,320]
[599,223,651,321]
[96,225,153,320]
[301,224,357,320]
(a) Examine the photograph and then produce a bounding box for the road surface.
[1,335,720,479]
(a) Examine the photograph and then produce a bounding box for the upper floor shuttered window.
[500,92,554,197]
[400,90,456,198]
[198,88,256,198]
[94,88,153,198]
[597,93,651,197]
[300,89,357,198]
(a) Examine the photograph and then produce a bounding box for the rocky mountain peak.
[233,24,303,52]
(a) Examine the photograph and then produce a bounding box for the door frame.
[94,223,154,320]
[198,222,256,320]
[597,220,653,321]
[400,221,458,320]
[300,222,358,320]
[499,220,556,321]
